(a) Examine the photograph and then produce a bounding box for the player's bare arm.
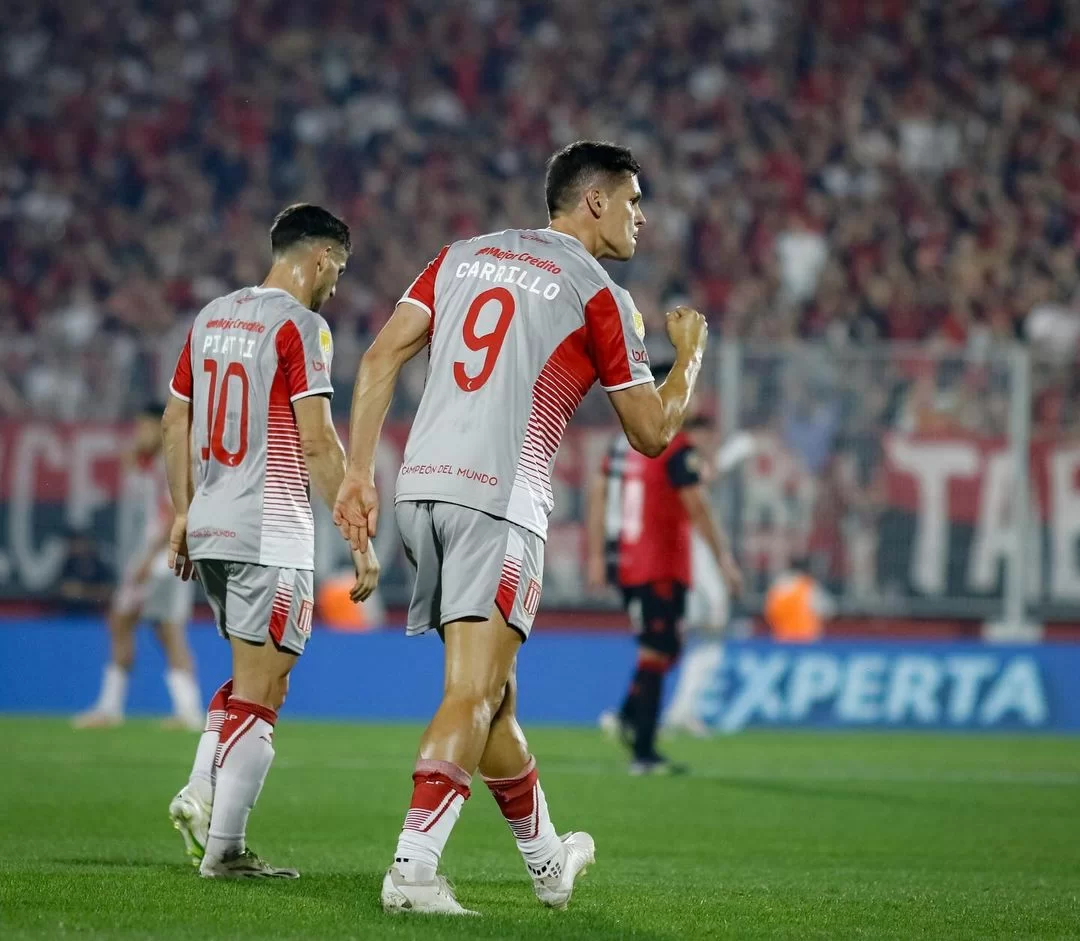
[609,306,707,457]
[585,470,609,592]
[334,300,430,552]
[161,396,195,581]
[293,393,380,602]
[678,484,743,597]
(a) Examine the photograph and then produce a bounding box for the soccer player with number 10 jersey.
[334,140,711,914]
[162,205,380,879]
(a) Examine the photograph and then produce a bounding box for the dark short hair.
[270,204,351,256]
[545,141,641,217]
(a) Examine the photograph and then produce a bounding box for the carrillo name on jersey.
[453,258,562,301]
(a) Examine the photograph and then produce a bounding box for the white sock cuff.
[98,663,129,714]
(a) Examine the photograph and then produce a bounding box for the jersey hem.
[602,375,654,393]
[168,384,191,402]
[290,387,333,403]
[189,550,314,572]
[394,492,549,542]
[398,296,433,318]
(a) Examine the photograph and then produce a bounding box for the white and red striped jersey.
[395,228,653,540]
[169,286,334,570]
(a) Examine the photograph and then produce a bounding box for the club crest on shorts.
[523,578,542,617]
[298,599,314,637]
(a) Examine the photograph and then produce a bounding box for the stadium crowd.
[1,0,1079,425]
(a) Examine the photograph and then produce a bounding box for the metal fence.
[2,336,1078,627]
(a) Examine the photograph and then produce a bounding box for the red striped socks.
[392,759,471,883]
[483,757,564,878]
[203,697,277,862]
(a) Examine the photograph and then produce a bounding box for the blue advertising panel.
[695,641,1080,733]
[1,620,1077,732]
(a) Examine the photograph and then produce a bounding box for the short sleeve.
[400,244,450,319]
[666,443,702,489]
[169,329,193,402]
[584,286,653,392]
[276,314,334,402]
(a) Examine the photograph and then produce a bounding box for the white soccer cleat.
[662,714,711,738]
[199,848,299,879]
[530,831,595,910]
[162,713,205,733]
[168,786,211,866]
[72,709,123,729]
[598,709,620,738]
[381,866,478,915]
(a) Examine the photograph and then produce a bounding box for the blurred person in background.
[56,526,113,615]
[589,366,743,774]
[662,428,757,737]
[764,556,835,643]
[74,403,201,730]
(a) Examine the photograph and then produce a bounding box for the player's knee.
[638,647,673,672]
[442,680,504,726]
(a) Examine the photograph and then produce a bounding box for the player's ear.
[585,187,605,219]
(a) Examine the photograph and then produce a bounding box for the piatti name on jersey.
[201,333,256,360]
[454,259,562,301]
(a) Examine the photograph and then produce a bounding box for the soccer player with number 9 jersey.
[334,141,712,915]
[161,205,380,879]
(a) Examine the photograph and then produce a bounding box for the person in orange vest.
[764,557,834,643]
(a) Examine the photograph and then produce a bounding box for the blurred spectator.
[0,0,1078,428]
[764,556,834,643]
[56,527,112,614]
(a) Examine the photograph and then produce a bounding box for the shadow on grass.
[264,872,674,940]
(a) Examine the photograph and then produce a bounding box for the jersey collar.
[543,227,587,250]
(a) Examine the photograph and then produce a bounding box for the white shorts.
[685,536,729,634]
[396,500,544,640]
[195,559,314,656]
[112,564,194,626]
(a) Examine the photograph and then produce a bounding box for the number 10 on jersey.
[201,359,250,466]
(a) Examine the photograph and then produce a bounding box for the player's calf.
[483,756,595,908]
[200,697,281,870]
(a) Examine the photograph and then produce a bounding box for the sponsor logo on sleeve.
[318,328,333,364]
[632,310,646,340]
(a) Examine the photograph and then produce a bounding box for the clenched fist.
[665,306,708,357]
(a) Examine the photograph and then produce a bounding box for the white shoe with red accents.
[530,831,595,910]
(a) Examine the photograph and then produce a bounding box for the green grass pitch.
[2,718,1079,940]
